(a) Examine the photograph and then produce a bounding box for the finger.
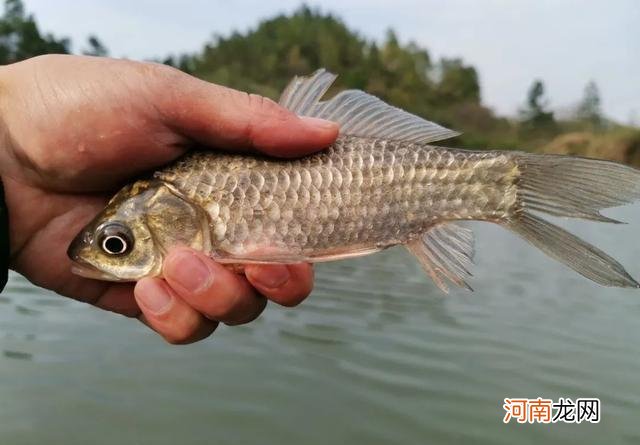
[134,277,217,344]
[158,71,339,157]
[162,248,267,326]
[244,263,314,307]
[91,283,141,318]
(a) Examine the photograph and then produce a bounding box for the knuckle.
[247,93,290,123]
[144,64,185,102]
[221,91,292,147]
[126,57,184,80]
[247,93,279,113]
[135,60,192,118]
[149,61,186,88]
[148,60,182,75]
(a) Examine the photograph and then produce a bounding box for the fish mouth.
[70,264,125,282]
[68,230,127,282]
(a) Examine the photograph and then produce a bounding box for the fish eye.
[102,235,128,255]
[97,223,133,256]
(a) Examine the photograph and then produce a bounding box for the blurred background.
[1,1,640,444]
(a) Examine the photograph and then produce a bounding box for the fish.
[68,69,640,292]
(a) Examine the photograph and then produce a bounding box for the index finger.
[158,71,339,158]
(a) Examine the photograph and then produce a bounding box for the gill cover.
[68,181,209,281]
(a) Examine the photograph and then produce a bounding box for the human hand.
[0,54,338,343]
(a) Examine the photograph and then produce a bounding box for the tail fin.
[507,153,640,288]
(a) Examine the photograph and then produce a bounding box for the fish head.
[68,180,209,282]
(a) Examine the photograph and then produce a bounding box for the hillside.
[1,0,637,161]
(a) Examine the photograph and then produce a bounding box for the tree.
[435,58,480,105]
[186,6,372,98]
[576,80,603,129]
[82,34,108,57]
[0,0,69,64]
[181,6,482,133]
[520,79,556,132]
[0,1,538,151]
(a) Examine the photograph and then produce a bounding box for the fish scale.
[155,135,517,258]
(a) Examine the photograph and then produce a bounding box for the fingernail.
[250,265,290,289]
[300,116,338,130]
[165,249,212,293]
[137,279,173,315]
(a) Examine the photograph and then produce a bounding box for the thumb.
[159,72,339,158]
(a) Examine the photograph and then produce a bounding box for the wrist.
[0,65,9,290]
[0,66,14,187]
[0,65,17,269]
[0,178,9,291]
[0,64,13,178]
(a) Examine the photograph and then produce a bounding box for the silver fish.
[68,69,640,291]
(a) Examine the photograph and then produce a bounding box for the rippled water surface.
[2,206,640,444]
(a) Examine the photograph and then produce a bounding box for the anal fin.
[406,223,475,293]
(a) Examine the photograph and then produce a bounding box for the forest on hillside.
[1,0,638,163]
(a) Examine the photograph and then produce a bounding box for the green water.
[1,206,640,445]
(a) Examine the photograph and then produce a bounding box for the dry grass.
[539,129,640,166]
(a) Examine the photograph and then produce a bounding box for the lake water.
[1,206,640,445]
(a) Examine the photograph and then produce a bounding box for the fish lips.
[67,229,89,263]
[70,263,123,282]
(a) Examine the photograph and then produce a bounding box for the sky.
[23,0,640,124]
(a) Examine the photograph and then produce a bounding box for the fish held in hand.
[68,69,640,292]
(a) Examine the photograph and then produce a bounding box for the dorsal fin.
[279,69,461,144]
[406,223,475,293]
